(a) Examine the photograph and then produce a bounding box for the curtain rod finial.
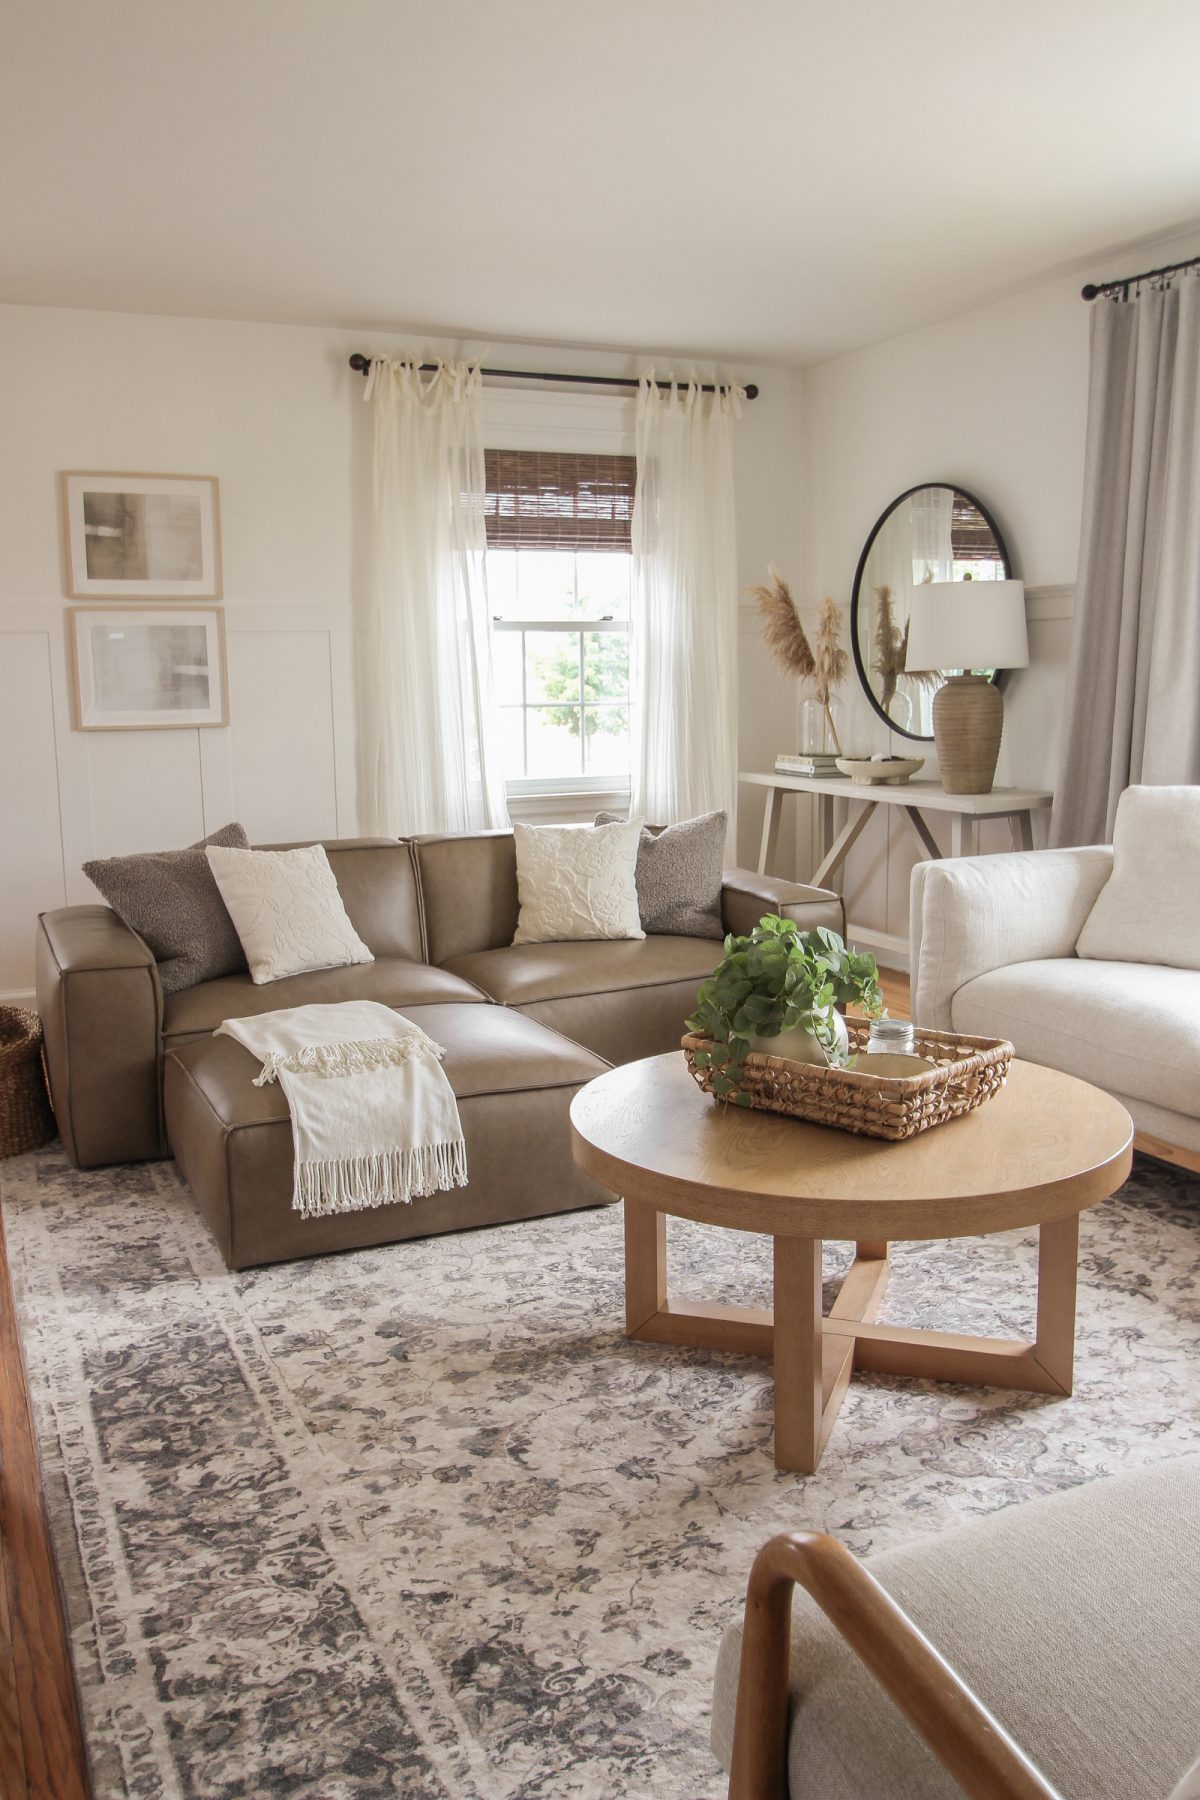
[349,353,372,374]
[1080,284,1100,302]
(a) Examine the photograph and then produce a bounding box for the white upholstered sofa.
[908,786,1200,1172]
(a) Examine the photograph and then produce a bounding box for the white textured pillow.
[512,821,645,946]
[206,844,374,984]
[1076,785,1200,970]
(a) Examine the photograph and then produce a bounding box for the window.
[484,450,635,793]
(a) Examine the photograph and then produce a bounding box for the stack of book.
[774,752,841,776]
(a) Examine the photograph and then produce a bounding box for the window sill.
[506,783,631,823]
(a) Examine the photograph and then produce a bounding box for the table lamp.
[905,580,1028,794]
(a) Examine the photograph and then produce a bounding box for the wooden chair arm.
[727,1531,1063,1800]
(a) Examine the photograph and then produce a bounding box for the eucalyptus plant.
[685,917,884,1101]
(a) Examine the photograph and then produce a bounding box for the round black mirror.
[850,484,1014,741]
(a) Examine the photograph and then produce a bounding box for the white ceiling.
[4,0,1200,368]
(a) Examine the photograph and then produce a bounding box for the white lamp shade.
[905,579,1029,672]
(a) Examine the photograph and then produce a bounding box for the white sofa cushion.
[951,958,1200,1118]
[206,844,374,985]
[512,820,644,946]
[1076,785,1200,971]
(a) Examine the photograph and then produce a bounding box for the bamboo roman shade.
[483,450,636,551]
[951,495,1004,563]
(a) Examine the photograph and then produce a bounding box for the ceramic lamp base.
[932,674,1003,795]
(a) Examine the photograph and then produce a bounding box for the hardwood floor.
[0,964,910,1800]
[877,967,911,1020]
[0,1207,90,1799]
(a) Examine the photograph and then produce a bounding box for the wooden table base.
[623,1203,1081,1474]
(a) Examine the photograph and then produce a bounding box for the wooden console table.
[739,771,1053,960]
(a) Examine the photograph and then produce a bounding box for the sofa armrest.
[36,906,166,1169]
[721,869,845,940]
[909,848,1114,1033]
[722,1532,1060,1800]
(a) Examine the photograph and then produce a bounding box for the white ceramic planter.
[747,1011,849,1067]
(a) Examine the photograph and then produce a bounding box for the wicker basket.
[0,1007,56,1159]
[682,1019,1013,1142]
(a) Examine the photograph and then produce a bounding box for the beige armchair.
[909,842,1200,1174]
[711,1455,1200,1800]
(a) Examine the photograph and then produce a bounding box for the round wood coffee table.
[569,1053,1133,1474]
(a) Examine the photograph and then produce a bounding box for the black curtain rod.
[1081,251,1200,301]
[348,352,758,399]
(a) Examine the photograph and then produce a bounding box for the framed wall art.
[61,472,222,599]
[68,604,229,730]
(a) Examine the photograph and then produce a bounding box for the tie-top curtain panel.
[1052,272,1200,845]
[359,359,507,836]
[630,373,742,835]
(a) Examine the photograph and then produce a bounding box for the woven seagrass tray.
[681,1019,1013,1142]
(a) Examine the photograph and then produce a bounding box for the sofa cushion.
[444,935,720,1009]
[1076,785,1200,971]
[595,810,726,938]
[162,959,488,1047]
[410,831,521,964]
[712,1453,1200,1800]
[445,936,723,1066]
[170,1002,603,1115]
[207,843,374,983]
[512,820,644,945]
[165,1004,612,1267]
[950,958,1200,1118]
[83,820,250,994]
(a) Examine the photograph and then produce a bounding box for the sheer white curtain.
[910,486,954,583]
[359,358,506,835]
[630,373,741,831]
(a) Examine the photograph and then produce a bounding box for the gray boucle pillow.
[83,822,250,994]
[595,811,726,939]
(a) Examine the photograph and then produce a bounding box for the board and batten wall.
[796,224,1200,958]
[0,302,802,1000]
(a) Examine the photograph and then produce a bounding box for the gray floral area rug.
[2,1146,1198,1800]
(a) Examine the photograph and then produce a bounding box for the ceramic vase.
[748,1011,849,1067]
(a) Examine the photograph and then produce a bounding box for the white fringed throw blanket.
[216,1002,467,1219]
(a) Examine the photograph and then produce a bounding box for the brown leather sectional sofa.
[36,830,843,1268]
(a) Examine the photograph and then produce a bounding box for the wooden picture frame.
[61,472,222,600]
[68,604,229,731]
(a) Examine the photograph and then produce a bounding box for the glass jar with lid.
[866,1018,915,1056]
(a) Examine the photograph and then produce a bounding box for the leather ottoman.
[164,1003,614,1269]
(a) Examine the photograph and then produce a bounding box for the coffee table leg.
[772,1237,823,1474]
[1034,1211,1080,1395]
[624,1201,667,1335]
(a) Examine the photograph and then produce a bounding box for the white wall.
[0,303,802,997]
[798,225,1200,959]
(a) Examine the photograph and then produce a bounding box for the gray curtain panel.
[1051,272,1200,846]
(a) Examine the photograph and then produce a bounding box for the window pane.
[583,705,630,775]
[576,553,631,620]
[485,548,519,618]
[527,630,580,705]
[498,706,526,779]
[527,706,584,778]
[492,629,524,706]
[952,560,1003,582]
[582,630,628,703]
[516,550,576,619]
